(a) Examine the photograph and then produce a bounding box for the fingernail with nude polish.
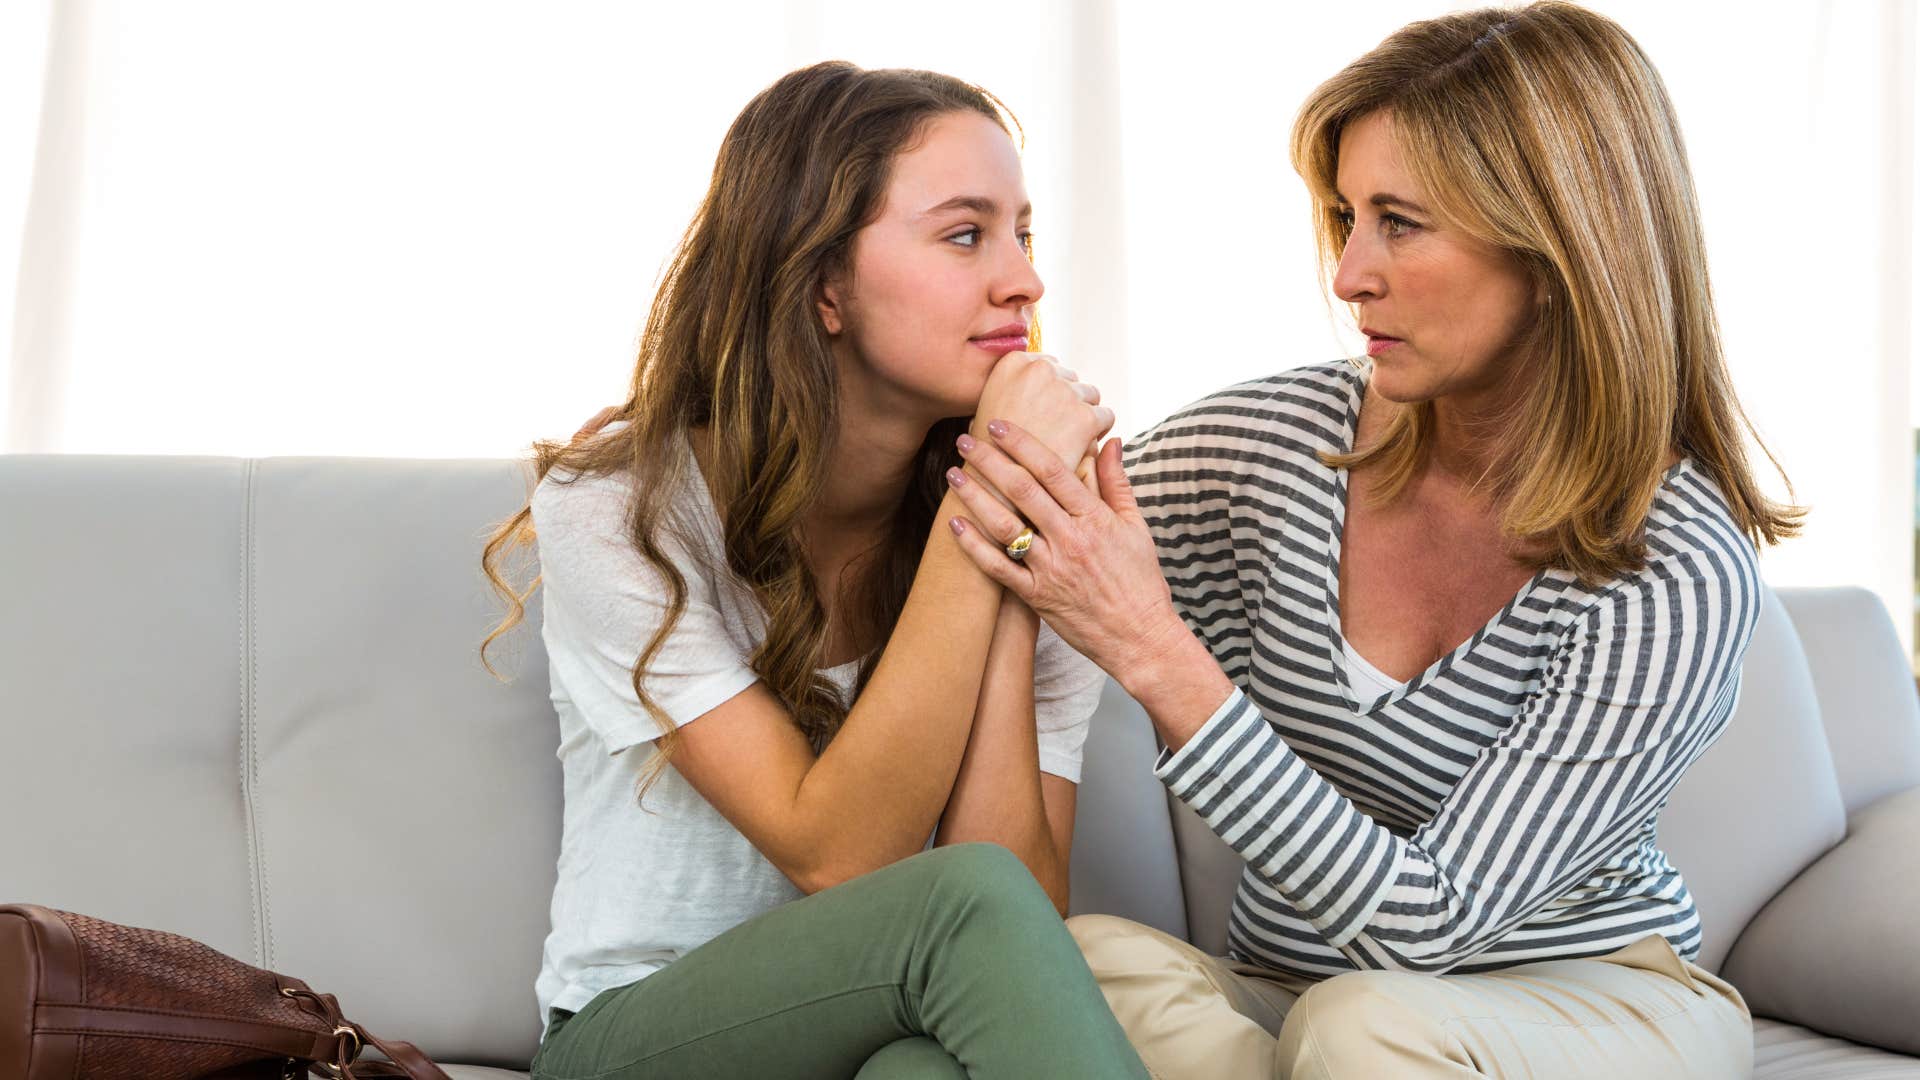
[987,420,1008,438]
[949,518,967,536]
[945,467,967,487]
[956,433,975,453]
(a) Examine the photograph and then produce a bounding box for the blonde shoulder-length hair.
[1291,1,1801,583]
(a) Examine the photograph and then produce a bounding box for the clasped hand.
[944,411,1184,681]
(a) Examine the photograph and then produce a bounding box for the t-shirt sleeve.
[1032,621,1106,783]
[531,471,759,756]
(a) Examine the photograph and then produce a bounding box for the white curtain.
[5,1,1917,653]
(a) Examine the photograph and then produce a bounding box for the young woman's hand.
[572,405,622,442]
[972,352,1113,470]
[942,424,1191,683]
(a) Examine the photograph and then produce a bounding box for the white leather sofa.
[4,455,1919,1078]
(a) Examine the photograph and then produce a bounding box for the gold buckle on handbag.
[313,1024,362,1078]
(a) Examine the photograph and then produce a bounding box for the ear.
[1531,264,1556,309]
[817,275,846,336]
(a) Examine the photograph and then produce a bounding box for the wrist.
[996,591,1039,633]
[1116,614,1236,749]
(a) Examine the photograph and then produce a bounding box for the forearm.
[933,595,1067,911]
[787,488,1006,885]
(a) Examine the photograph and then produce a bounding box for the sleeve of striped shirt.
[1154,558,1758,973]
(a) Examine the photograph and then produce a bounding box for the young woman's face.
[1331,111,1537,407]
[820,111,1042,419]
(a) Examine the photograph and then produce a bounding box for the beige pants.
[1066,915,1753,1079]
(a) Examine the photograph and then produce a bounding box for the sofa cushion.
[1725,787,1920,1056]
[245,459,559,1069]
[1754,1017,1920,1079]
[1659,586,1847,972]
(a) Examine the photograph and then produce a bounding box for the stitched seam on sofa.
[569,983,911,1078]
[256,460,274,969]
[239,458,270,968]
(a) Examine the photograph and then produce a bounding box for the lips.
[1360,326,1402,357]
[970,322,1030,355]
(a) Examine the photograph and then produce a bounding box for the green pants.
[530,843,1149,1079]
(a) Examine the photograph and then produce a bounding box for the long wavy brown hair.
[1293,2,1802,582]
[481,63,1020,793]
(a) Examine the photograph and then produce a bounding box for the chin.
[1370,352,1465,406]
[1366,364,1423,404]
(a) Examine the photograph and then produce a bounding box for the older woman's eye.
[1383,214,1419,238]
[1333,207,1356,229]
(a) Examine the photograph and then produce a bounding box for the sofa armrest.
[1721,786,1920,1055]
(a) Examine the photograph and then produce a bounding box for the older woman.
[943,3,1800,1077]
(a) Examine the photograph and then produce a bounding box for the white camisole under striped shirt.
[1124,360,1762,977]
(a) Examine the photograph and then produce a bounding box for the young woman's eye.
[1018,231,1034,254]
[948,227,981,248]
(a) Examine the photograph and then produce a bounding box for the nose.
[992,237,1044,310]
[1331,227,1382,304]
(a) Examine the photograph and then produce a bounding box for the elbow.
[788,850,893,896]
[789,860,855,897]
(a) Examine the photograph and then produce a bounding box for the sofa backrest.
[1773,587,1920,815]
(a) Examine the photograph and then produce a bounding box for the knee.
[1278,972,1452,1077]
[919,843,1044,907]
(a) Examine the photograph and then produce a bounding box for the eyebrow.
[1332,191,1432,215]
[918,195,1032,220]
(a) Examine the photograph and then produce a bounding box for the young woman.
[940,4,1799,1076]
[481,63,1148,1080]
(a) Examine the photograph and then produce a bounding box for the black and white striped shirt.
[1125,361,1761,977]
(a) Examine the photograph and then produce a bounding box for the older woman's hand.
[944,421,1188,679]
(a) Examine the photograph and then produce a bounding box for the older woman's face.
[1331,111,1536,407]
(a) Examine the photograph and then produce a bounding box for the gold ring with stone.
[1004,526,1035,561]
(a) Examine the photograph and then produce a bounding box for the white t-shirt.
[529,428,1106,1030]
[1338,633,1409,710]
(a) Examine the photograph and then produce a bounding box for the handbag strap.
[339,1032,446,1080]
[281,986,450,1080]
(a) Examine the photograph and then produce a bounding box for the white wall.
[5,1,1916,651]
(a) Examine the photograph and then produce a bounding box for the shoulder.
[1124,361,1362,471]
[531,463,635,533]
[1554,461,1764,654]
[530,437,720,591]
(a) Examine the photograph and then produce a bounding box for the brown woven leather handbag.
[0,904,452,1080]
